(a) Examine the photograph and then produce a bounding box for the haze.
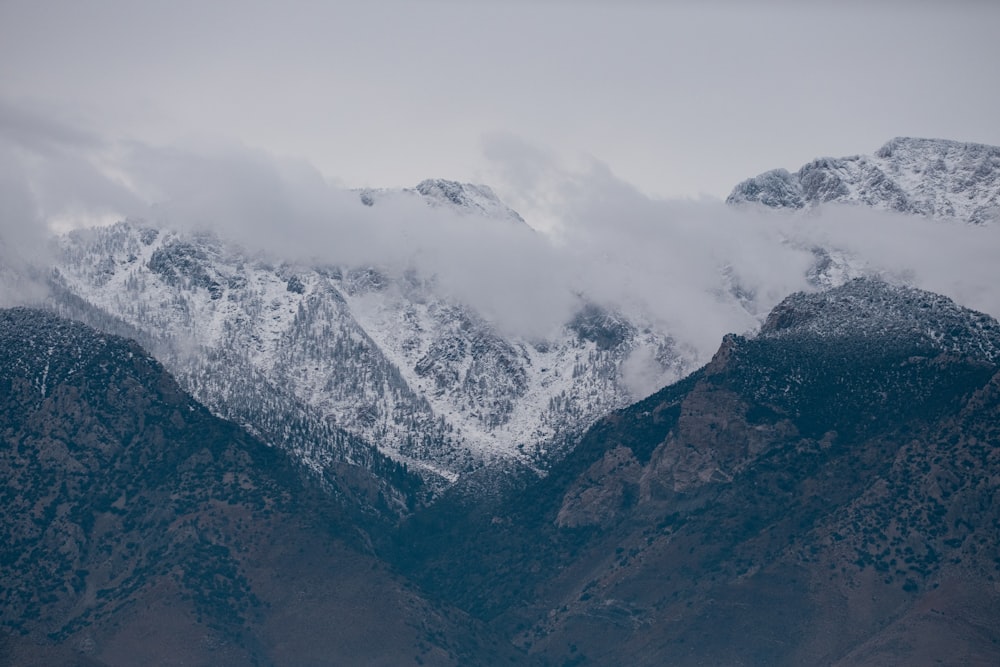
[3,110,999,388]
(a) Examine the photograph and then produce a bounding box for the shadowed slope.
[0,308,516,666]
[396,279,1000,665]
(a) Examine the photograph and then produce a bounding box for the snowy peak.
[413,179,526,224]
[728,137,1000,223]
[359,178,526,224]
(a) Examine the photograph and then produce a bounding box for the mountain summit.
[359,178,526,224]
[728,137,1000,223]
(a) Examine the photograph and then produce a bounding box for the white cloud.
[1,106,999,370]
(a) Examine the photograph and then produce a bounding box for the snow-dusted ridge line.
[358,178,527,225]
[728,137,1000,224]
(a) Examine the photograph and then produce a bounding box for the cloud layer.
[3,105,999,368]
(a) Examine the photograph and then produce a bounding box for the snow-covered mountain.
[728,137,1000,224]
[43,151,1000,491]
[361,178,527,224]
[48,182,690,487]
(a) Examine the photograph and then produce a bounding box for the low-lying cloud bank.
[2,103,999,367]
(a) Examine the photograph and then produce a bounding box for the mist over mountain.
[4,120,1000,337]
[18,138,994,489]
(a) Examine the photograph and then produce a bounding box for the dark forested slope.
[0,308,512,666]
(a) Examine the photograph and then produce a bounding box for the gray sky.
[2,0,998,203]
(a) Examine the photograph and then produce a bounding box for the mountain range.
[2,138,1000,665]
[45,139,1000,499]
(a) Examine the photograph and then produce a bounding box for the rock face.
[395,279,1000,665]
[728,137,1000,224]
[556,447,641,529]
[0,308,514,666]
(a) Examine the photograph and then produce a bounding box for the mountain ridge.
[359,178,527,225]
[728,137,1000,224]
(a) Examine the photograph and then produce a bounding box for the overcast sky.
[2,0,998,202]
